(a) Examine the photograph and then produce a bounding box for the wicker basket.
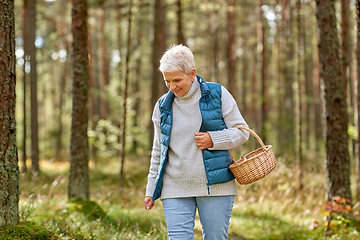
[229,126,276,185]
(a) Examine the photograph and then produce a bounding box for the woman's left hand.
[195,132,214,150]
[144,197,155,210]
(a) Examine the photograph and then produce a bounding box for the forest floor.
[11,155,360,239]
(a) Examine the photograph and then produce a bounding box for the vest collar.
[197,75,211,96]
[159,90,175,113]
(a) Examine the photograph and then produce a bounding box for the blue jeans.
[162,195,235,240]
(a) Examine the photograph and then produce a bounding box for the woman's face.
[163,69,196,97]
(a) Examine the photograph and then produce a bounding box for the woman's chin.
[172,90,183,97]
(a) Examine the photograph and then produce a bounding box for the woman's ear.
[191,68,196,81]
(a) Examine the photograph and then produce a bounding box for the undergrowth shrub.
[312,196,360,239]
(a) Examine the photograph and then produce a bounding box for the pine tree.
[0,0,20,226]
[316,0,352,200]
[68,0,90,201]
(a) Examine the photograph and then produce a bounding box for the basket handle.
[229,126,268,164]
[235,125,267,149]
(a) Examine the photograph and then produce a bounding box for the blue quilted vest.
[152,75,235,201]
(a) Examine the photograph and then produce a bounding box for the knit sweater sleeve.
[208,86,249,150]
[145,102,161,197]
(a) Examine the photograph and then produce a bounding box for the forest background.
[1,0,360,239]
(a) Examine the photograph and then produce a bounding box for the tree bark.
[119,0,133,194]
[314,34,324,154]
[282,0,296,155]
[25,0,40,173]
[296,0,304,191]
[116,0,123,158]
[277,0,296,155]
[88,8,101,163]
[341,0,350,101]
[304,0,314,151]
[250,42,259,136]
[356,0,360,201]
[176,0,185,45]
[277,0,285,154]
[68,0,90,201]
[341,0,357,172]
[316,0,352,201]
[150,0,166,145]
[227,0,236,98]
[100,3,110,119]
[21,59,27,172]
[0,0,20,226]
[22,0,28,172]
[257,0,268,144]
[210,8,219,83]
[132,0,143,153]
[56,46,68,161]
[56,0,70,161]
[241,51,248,117]
[89,8,101,124]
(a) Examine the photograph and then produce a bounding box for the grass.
[5,155,360,239]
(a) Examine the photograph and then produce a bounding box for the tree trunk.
[257,0,268,144]
[314,33,324,154]
[132,0,143,153]
[88,8,101,163]
[119,0,133,194]
[176,0,185,45]
[150,0,166,145]
[350,0,358,177]
[341,0,356,172]
[341,0,350,101]
[296,0,303,191]
[68,0,90,201]
[21,60,27,172]
[250,42,259,136]
[56,46,68,161]
[316,0,352,201]
[277,0,285,155]
[100,3,110,119]
[0,0,20,226]
[211,9,219,83]
[56,0,70,160]
[22,0,28,172]
[341,0,354,165]
[282,0,296,156]
[304,0,314,151]
[132,58,141,153]
[356,0,360,202]
[241,51,248,116]
[90,9,101,122]
[25,0,40,173]
[227,0,236,98]
[116,0,123,158]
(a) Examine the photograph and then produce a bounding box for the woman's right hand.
[144,197,155,210]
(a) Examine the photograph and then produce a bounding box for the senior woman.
[144,44,249,240]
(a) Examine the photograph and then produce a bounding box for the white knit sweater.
[145,78,249,200]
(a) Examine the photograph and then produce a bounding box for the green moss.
[0,221,56,240]
[67,200,108,222]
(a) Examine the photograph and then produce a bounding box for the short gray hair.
[159,44,195,75]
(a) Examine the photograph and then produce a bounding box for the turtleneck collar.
[176,77,201,103]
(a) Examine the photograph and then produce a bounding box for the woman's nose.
[168,82,176,90]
